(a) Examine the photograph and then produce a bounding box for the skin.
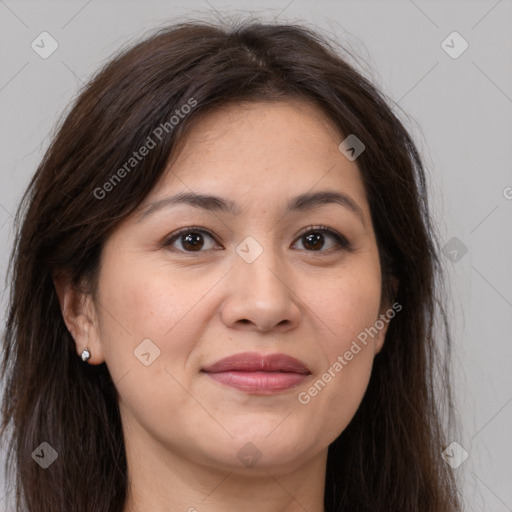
[55,99,392,512]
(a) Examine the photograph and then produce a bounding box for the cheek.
[94,255,203,433]
[93,251,199,386]
[98,251,208,343]
[298,326,376,448]
[300,262,381,438]
[314,257,382,347]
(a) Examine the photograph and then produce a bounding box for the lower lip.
[203,371,309,393]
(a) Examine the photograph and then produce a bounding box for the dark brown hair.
[1,19,461,511]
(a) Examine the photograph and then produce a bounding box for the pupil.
[183,232,203,251]
[304,232,323,250]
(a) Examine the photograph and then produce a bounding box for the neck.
[122,435,327,512]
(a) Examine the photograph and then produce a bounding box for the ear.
[53,272,105,364]
[373,316,390,355]
[374,276,400,355]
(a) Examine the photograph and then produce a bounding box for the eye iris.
[182,232,204,251]
[303,232,324,250]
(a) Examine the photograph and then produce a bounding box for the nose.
[220,245,301,333]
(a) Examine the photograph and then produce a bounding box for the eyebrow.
[137,190,366,225]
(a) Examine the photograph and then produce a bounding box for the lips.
[201,352,311,374]
[201,352,311,394]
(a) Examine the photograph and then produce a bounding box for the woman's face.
[84,99,389,475]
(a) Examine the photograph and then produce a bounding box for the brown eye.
[302,232,324,251]
[292,227,350,252]
[164,228,219,252]
[180,232,205,251]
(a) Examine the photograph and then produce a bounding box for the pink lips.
[201,352,311,394]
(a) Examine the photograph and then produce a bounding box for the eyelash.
[162,225,351,254]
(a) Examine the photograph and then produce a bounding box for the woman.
[0,19,462,511]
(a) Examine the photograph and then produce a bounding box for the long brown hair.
[1,19,461,511]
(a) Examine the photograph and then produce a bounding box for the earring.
[81,348,91,362]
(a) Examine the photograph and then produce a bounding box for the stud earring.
[81,348,91,362]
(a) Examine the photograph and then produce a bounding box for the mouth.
[201,352,311,394]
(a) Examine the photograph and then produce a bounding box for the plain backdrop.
[0,0,511,510]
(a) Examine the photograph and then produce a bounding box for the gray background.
[1,0,511,510]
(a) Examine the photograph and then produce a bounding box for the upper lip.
[201,352,311,374]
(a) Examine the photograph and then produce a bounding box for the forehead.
[172,99,343,168]
[144,99,369,216]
